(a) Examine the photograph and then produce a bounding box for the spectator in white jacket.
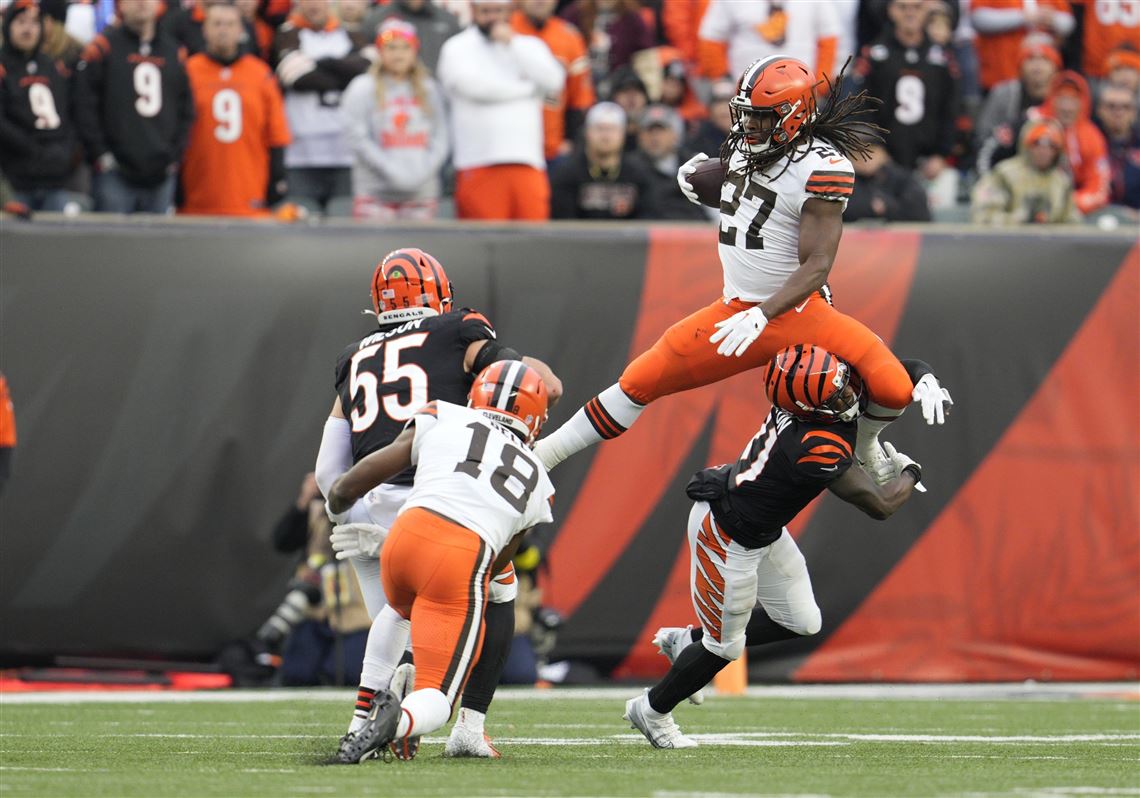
[341,19,449,221]
[436,0,564,219]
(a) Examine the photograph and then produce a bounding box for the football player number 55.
[349,334,429,431]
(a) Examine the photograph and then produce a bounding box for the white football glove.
[329,522,388,560]
[911,373,953,425]
[883,441,926,493]
[677,151,709,206]
[709,306,768,357]
[324,499,350,527]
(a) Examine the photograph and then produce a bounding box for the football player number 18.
[349,334,430,431]
[454,422,539,513]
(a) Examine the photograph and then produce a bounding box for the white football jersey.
[718,139,854,304]
[401,401,555,556]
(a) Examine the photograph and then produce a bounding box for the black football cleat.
[335,690,401,764]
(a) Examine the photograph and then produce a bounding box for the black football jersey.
[713,409,856,548]
[334,308,496,484]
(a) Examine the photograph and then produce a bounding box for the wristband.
[902,464,922,483]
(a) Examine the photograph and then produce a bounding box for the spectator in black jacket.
[0,0,81,211]
[550,101,656,220]
[636,104,706,221]
[853,0,959,190]
[843,142,932,223]
[74,0,194,214]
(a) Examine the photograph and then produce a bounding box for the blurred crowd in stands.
[0,0,1137,226]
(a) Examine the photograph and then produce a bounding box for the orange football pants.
[454,164,550,221]
[380,507,494,704]
[619,294,914,409]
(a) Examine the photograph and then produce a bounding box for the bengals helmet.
[728,56,817,156]
[370,248,453,322]
[764,344,862,423]
[469,360,549,445]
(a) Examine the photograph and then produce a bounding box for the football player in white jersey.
[328,361,555,764]
[534,55,951,481]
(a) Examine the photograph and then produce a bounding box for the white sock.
[347,605,410,733]
[855,401,904,462]
[396,688,451,739]
[454,707,486,733]
[533,384,645,470]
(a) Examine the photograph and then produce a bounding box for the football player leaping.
[626,344,930,749]
[314,248,560,760]
[535,56,951,481]
[327,362,555,764]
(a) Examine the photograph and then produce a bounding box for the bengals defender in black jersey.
[625,343,930,750]
[313,247,560,762]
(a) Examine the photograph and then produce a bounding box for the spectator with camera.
[550,100,656,219]
[273,0,372,216]
[341,19,449,221]
[180,2,291,216]
[971,117,1079,225]
[260,473,371,687]
[74,0,193,214]
[0,0,82,213]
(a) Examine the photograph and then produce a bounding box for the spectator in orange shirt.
[1079,0,1140,80]
[0,372,14,499]
[180,2,291,216]
[512,0,597,163]
[1037,69,1111,214]
[971,0,1074,92]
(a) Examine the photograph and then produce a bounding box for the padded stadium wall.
[1,221,1136,682]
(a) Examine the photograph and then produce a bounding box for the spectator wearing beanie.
[604,65,647,152]
[1037,70,1111,214]
[74,0,193,214]
[971,117,1078,224]
[341,18,449,220]
[0,0,82,211]
[437,0,564,220]
[550,100,656,219]
[657,53,707,130]
[975,34,1060,148]
[180,2,291,216]
[1105,45,1140,103]
[363,0,461,72]
[39,0,84,67]
[636,103,706,221]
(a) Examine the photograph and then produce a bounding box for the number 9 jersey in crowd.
[401,401,555,558]
[718,141,854,303]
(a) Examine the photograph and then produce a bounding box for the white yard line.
[2,682,1136,705]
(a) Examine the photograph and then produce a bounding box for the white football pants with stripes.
[687,502,821,661]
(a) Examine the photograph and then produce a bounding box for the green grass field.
[2,686,1138,797]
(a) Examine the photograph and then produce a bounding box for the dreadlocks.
[719,59,887,180]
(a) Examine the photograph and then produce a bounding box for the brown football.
[687,158,727,208]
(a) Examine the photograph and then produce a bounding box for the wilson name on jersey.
[404,401,555,556]
[335,308,496,482]
[709,408,856,548]
[718,140,854,304]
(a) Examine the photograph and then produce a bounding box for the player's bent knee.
[702,633,745,661]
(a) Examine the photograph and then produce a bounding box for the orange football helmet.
[370,248,453,322]
[469,360,549,445]
[728,56,817,156]
[764,344,862,423]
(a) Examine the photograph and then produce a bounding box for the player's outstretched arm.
[520,357,562,408]
[327,427,415,515]
[465,340,563,407]
[827,445,921,520]
[766,197,844,320]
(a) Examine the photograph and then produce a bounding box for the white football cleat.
[652,626,704,705]
[444,724,501,759]
[624,691,697,750]
[387,663,418,760]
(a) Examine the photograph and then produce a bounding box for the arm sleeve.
[508,36,564,95]
[315,415,353,498]
[971,7,1031,33]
